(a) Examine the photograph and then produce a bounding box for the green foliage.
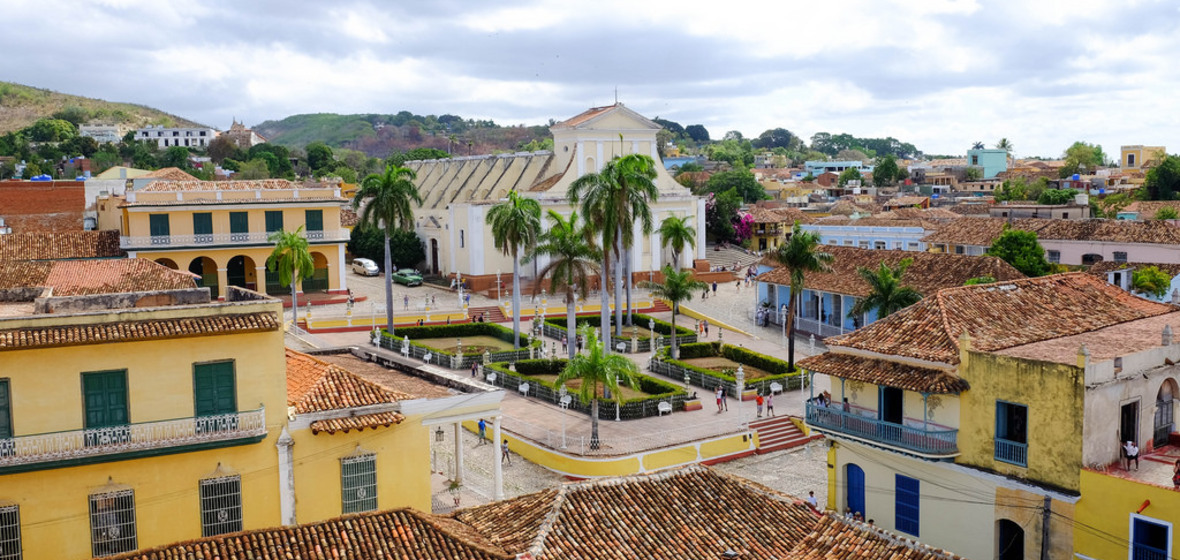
[675,162,704,175]
[543,313,694,337]
[837,167,862,186]
[659,341,805,393]
[1059,141,1106,177]
[847,258,923,318]
[810,132,920,159]
[986,227,1051,277]
[705,169,766,203]
[25,118,76,142]
[248,143,293,177]
[770,223,833,370]
[158,146,192,170]
[705,188,742,242]
[873,155,899,187]
[235,159,270,179]
[685,124,710,143]
[1095,192,1132,218]
[305,141,334,171]
[964,276,996,286]
[51,106,90,126]
[1132,266,1172,298]
[964,167,983,181]
[1155,206,1179,220]
[267,227,314,322]
[752,128,798,150]
[1037,188,1078,205]
[348,226,426,269]
[658,215,697,270]
[381,322,541,356]
[487,360,683,407]
[388,147,450,167]
[1145,155,1180,201]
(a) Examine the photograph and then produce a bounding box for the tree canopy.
[1037,188,1078,205]
[1060,141,1106,177]
[986,227,1051,277]
[705,169,766,203]
[837,167,862,186]
[1132,266,1172,299]
[1145,155,1180,201]
[872,155,900,187]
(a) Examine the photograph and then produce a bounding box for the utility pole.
[1040,495,1051,560]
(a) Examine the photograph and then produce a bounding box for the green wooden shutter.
[193,213,213,236]
[305,210,323,232]
[194,362,236,417]
[149,214,170,237]
[229,212,249,234]
[265,211,283,233]
[83,371,129,429]
[0,380,11,439]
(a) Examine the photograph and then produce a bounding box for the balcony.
[121,230,349,249]
[994,438,1027,467]
[0,408,266,471]
[805,403,959,457]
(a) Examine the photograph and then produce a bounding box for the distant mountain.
[254,112,550,158]
[0,81,206,135]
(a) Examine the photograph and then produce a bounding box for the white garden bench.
[769,382,784,395]
[518,382,530,397]
[657,401,673,416]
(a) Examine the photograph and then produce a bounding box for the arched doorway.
[997,519,1024,560]
[226,255,257,291]
[305,252,329,293]
[1155,378,1178,447]
[155,258,178,270]
[187,257,218,294]
[845,463,865,518]
[430,239,439,275]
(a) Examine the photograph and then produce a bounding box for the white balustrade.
[120,230,350,249]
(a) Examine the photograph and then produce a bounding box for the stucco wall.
[1076,469,1179,560]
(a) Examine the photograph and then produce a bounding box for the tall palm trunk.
[613,226,623,336]
[291,274,299,326]
[383,232,394,334]
[590,381,600,450]
[512,250,522,349]
[670,301,679,360]
[672,249,680,272]
[624,246,633,326]
[566,289,577,360]
[600,235,612,354]
[786,285,798,371]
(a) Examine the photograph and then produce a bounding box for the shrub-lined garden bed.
[651,341,805,396]
[379,323,542,369]
[541,313,696,353]
[485,359,688,420]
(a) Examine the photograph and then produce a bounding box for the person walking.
[471,361,479,377]
[766,392,775,417]
[720,386,729,411]
[404,294,409,310]
[703,321,709,338]
[477,419,487,444]
[712,281,718,296]
[561,335,568,353]
[715,386,724,413]
[755,393,764,418]
[501,439,511,464]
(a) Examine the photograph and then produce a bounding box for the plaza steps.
[751,415,819,454]
[647,300,672,313]
[706,245,763,272]
[468,306,507,323]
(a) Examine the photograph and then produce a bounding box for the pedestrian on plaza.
[715,386,724,413]
[561,335,568,353]
[712,281,718,296]
[702,288,708,300]
[766,392,775,417]
[1124,441,1140,471]
[418,319,424,326]
[471,362,479,378]
[478,419,486,443]
[721,386,729,411]
[346,289,354,310]
[755,393,764,417]
[501,439,511,464]
[807,491,818,510]
[736,280,740,293]
[404,295,409,310]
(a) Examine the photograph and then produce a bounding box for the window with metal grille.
[340,453,377,513]
[0,505,21,560]
[895,475,920,536]
[89,489,136,557]
[1114,252,1128,263]
[199,476,242,537]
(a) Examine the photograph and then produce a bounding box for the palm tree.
[971,141,985,150]
[486,189,542,349]
[556,325,640,450]
[847,258,923,321]
[996,138,1013,153]
[570,154,659,339]
[770,222,833,372]
[529,210,600,359]
[353,164,422,334]
[639,266,707,360]
[266,227,314,326]
[658,215,697,271]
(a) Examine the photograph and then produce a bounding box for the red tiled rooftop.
[0,258,196,295]
[0,230,123,261]
[798,352,969,394]
[141,179,307,192]
[788,515,964,560]
[551,104,620,129]
[142,167,199,181]
[286,349,411,426]
[0,312,280,350]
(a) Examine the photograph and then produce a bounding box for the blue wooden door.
[846,463,865,517]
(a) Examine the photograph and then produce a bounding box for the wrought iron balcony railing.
[805,403,958,457]
[121,230,348,249]
[0,408,266,468]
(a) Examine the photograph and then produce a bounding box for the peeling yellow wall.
[1076,469,1180,560]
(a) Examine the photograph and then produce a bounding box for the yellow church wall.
[1076,469,1180,560]
[289,418,432,524]
[958,351,1085,492]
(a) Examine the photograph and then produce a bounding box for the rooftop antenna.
[614,87,618,104]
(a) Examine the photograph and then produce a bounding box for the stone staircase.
[706,245,763,272]
[750,415,819,454]
[468,305,508,323]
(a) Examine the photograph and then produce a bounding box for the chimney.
[1171,289,1180,305]
[1165,325,1174,347]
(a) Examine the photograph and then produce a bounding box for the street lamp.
[735,365,745,425]
[781,304,789,349]
[559,385,570,449]
[496,269,502,303]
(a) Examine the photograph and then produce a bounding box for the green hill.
[0,81,206,135]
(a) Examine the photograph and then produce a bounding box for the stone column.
[275,426,296,526]
[254,266,269,295]
[216,267,229,300]
[492,416,504,501]
[453,422,464,485]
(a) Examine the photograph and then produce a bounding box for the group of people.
[1118,441,1180,490]
[697,320,710,338]
[476,419,512,465]
[712,386,775,417]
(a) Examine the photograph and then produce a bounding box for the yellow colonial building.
[96,179,351,300]
[800,273,1180,560]
[0,257,502,559]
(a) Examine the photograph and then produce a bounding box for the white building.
[79,124,130,144]
[135,125,218,148]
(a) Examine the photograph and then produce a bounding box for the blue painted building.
[804,160,874,177]
[965,148,1008,179]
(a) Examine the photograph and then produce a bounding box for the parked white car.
[351,258,379,276]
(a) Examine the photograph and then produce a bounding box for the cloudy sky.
[4,0,1179,157]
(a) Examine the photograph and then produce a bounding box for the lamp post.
[559,385,570,449]
[781,304,788,349]
[735,364,745,426]
[456,271,464,309]
[496,269,502,303]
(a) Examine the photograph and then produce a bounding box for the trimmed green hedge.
[543,313,694,338]
[658,341,804,391]
[486,359,684,405]
[380,322,540,357]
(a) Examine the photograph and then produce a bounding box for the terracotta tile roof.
[0,180,86,233]
[884,196,929,208]
[1119,201,1180,218]
[340,206,359,227]
[107,508,513,560]
[1087,260,1180,278]
[947,203,992,215]
[798,352,969,394]
[922,218,1180,247]
[310,411,405,434]
[551,104,620,129]
[0,230,123,261]
[788,515,965,560]
[828,200,874,216]
[0,312,280,350]
[749,205,814,224]
[824,272,1175,364]
[758,246,1024,298]
[286,349,411,416]
[883,207,961,221]
[0,258,196,295]
[120,196,346,207]
[141,179,306,192]
[454,465,819,559]
[142,167,199,181]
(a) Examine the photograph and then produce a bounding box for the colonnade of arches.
[152,252,331,298]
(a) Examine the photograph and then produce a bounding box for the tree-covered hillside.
[0,81,205,135]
